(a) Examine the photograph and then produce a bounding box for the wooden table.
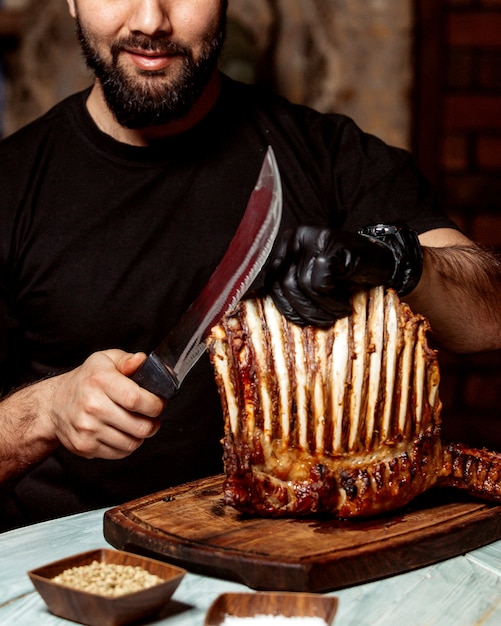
[1,506,501,625]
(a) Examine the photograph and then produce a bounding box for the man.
[0,0,499,532]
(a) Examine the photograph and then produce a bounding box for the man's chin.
[103,90,191,129]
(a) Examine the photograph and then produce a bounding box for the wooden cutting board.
[104,474,501,592]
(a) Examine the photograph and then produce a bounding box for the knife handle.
[130,353,180,400]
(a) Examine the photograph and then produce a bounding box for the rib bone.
[207,287,501,518]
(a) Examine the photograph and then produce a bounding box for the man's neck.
[85,70,222,146]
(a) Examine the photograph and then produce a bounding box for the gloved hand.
[266,224,423,327]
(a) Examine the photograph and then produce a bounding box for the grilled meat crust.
[441,443,501,502]
[222,426,444,517]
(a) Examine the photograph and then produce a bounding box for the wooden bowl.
[205,592,338,625]
[28,548,185,626]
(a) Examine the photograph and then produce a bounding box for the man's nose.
[128,0,172,36]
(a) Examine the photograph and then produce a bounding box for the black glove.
[266,224,423,327]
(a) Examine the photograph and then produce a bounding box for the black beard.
[75,17,226,129]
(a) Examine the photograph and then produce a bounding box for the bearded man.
[0,0,499,532]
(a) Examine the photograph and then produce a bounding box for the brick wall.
[417,0,501,449]
[443,0,501,241]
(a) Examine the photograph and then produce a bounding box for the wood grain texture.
[104,475,501,592]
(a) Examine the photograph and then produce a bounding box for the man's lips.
[124,49,176,72]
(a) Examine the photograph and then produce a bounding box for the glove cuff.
[358,224,423,296]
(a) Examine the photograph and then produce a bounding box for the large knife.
[131,146,282,399]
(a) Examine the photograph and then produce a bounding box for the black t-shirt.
[0,75,457,530]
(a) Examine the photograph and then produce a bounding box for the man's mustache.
[111,35,191,58]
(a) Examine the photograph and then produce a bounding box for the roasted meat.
[206,287,501,518]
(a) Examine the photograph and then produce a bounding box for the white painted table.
[1,507,501,625]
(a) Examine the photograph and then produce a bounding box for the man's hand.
[267,224,422,327]
[48,350,164,460]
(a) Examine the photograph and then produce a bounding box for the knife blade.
[131,146,282,399]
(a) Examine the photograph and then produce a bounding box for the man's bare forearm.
[406,243,501,352]
[0,379,59,487]
[0,350,163,490]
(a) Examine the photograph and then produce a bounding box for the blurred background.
[0,0,500,449]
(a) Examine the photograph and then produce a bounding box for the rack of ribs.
[206,287,501,518]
